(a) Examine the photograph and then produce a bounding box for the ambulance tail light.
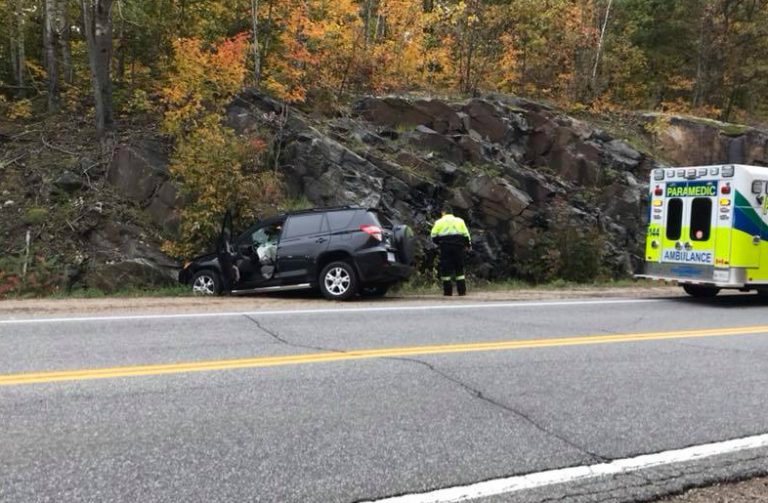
[654,185,663,196]
[721,183,731,195]
[360,224,383,241]
[722,165,735,177]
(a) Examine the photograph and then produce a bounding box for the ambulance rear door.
[660,180,718,272]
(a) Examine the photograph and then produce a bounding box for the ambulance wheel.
[683,285,720,298]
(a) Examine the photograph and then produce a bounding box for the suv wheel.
[191,270,221,296]
[319,261,358,301]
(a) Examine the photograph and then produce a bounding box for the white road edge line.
[362,433,768,503]
[0,299,663,325]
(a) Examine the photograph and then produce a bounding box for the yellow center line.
[1,324,767,386]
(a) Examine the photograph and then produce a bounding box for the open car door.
[216,210,237,291]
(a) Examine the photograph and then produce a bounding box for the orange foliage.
[162,33,249,135]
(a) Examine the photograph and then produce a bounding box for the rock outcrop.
[648,114,768,167]
[224,91,658,280]
[107,139,182,235]
[97,92,768,287]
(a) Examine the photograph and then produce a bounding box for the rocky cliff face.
[219,91,657,281]
[101,93,768,289]
[649,114,768,167]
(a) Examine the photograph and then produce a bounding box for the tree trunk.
[44,0,60,111]
[364,0,373,46]
[692,5,713,108]
[262,0,274,71]
[13,0,26,95]
[116,3,126,83]
[57,0,73,85]
[251,0,261,85]
[82,0,115,137]
[591,0,613,95]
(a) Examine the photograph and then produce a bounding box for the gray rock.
[462,100,510,143]
[54,170,83,193]
[605,139,642,161]
[469,175,532,218]
[107,141,170,204]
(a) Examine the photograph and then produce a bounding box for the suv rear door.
[277,213,330,282]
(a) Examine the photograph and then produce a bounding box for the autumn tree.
[161,35,283,256]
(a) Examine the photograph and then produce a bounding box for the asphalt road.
[2,294,768,502]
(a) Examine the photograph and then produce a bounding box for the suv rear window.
[284,214,325,238]
[355,210,383,227]
[327,210,358,231]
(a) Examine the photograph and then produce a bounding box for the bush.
[517,208,608,284]
[24,207,49,226]
[6,99,33,120]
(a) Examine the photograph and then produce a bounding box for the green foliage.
[164,116,284,257]
[23,207,49,225]
[158,35,285,258]
[280,196,314,212]
[517,210,609,284]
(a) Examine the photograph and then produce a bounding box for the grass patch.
[396,277,659,295]
[679,115,751,137]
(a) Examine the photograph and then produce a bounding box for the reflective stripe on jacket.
[430,214,470,246]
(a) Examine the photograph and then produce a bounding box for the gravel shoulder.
[0,285,683,317]
[659,476,768,502]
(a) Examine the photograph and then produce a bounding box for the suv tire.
[360,285,390,298]
[393,225,416,265]
[319,261,358,301]
[191,270,222,296]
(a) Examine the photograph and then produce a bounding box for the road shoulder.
[0,285,681,317]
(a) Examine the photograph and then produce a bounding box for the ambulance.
[638,164,768,297]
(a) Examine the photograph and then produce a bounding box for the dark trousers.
[438,244,466,296]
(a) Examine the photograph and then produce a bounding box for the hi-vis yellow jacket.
[430,214,471,247]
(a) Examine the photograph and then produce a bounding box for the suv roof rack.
[286,205,364,216]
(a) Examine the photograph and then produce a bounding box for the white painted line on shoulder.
[362,433,768,503]
[0,298,663,325]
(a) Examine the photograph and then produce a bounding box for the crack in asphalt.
[246,316,610,465]
[245,316,609,464]
[244,315,347,354]
[387,355,608,463]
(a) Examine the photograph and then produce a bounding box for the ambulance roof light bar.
[653,169,664,181]
[722,165,735,177]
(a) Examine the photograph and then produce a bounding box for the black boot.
[443,281,453,296]
[457,279,467,296]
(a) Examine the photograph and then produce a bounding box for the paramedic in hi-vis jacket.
[430,206,471,296]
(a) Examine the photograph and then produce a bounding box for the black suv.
[178,207,415,300]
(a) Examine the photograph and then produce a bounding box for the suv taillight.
[360,225,383,241]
